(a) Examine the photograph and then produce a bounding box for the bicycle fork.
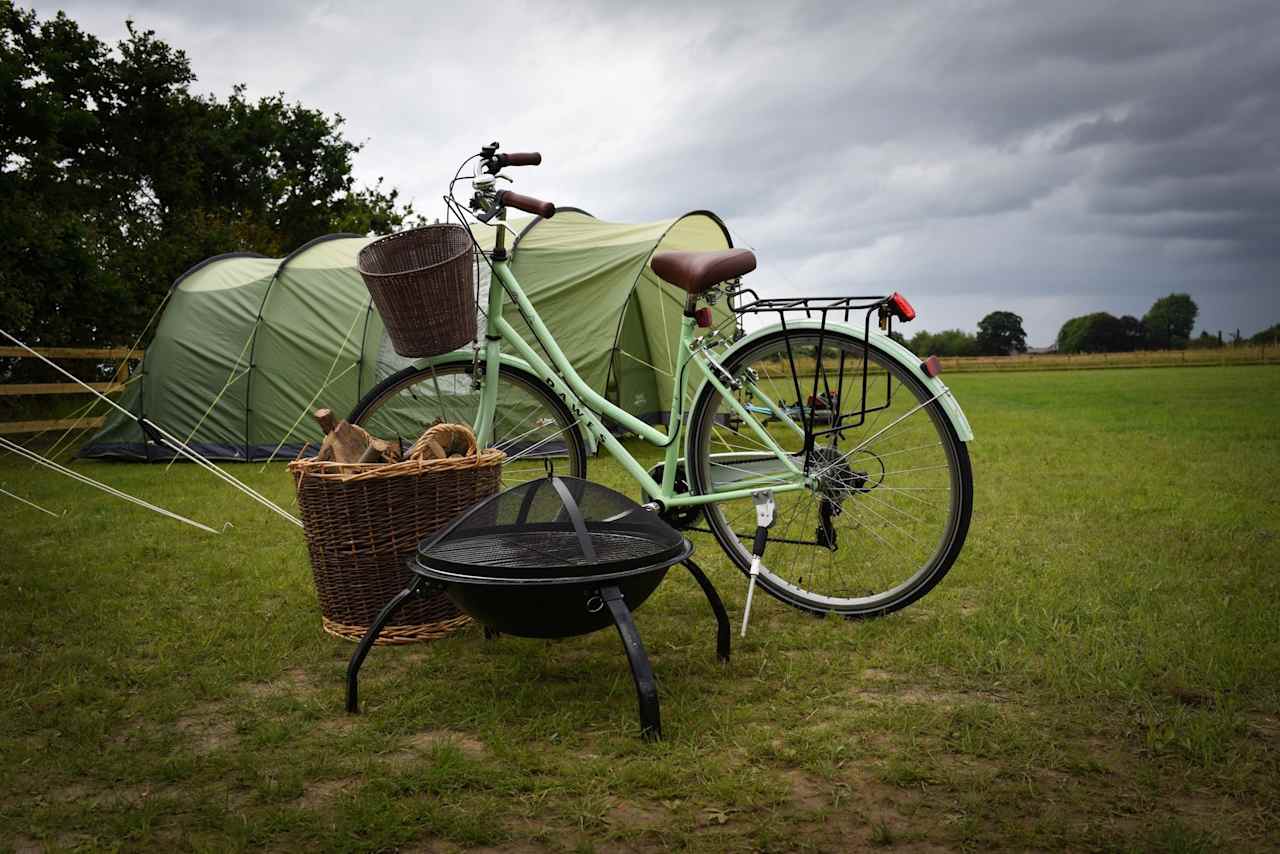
[741,489,776,637]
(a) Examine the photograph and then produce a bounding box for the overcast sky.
[30,0,1280,345]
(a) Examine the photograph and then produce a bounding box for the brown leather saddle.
[650,249,756,294]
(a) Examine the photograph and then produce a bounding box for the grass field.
[2,365,1278,852]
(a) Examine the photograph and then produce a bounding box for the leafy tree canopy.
[908,329,978,357]
[1143,293,1198,349]
[1058,312,1115,353]
[975,310,1027,355]
[0,3,413,348]
[1249,323,1280,345]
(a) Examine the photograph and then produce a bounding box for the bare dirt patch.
[1246,711,1279,742]
[242,666,312,699]
[296,777,358,809]
[467,843,547,854]
[9,834,43,854]
[851,686,974,709]
[42,781,166,808]
[785,769,829,811]
[315,715,360,736]
[605,799,667,830]
[404,729,489,759]
[769,765,951,851]
[175,714,237,754]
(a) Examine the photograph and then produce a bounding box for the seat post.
[683,291,699,318]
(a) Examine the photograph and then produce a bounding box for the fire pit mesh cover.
[415,476,686,580]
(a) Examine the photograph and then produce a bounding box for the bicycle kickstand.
[741,490,775,637]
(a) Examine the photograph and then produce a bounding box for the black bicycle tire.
[348,360,589,480]
[686,328,973,618]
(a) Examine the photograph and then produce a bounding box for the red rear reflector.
[889,292,916,322]
[921,355,942,377]
[695,307,713,328]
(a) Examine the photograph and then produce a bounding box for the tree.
[908,329,978,357]
[1189,330,1224,350]
[975,311,1027,355]
[1118,315,1147,350]
[1249,323,1280,345]
[1143,293,1198,349]
[0,4,412,349]
[1056,312,1129,353]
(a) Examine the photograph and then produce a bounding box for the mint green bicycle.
[350,144,974,618]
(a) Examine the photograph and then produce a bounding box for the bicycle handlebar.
[497,190,556,219]
[496,151,541,167]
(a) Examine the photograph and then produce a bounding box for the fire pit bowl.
[345,476,730,739]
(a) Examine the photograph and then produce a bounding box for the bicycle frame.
[471,216,806,509]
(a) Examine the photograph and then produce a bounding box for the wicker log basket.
[289,424,504,644]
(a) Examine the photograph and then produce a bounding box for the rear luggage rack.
[724,291,910,468]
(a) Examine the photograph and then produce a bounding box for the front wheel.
[686,329,972,618]
[349,360,588,488]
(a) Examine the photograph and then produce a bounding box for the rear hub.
[807,446,870,551]
[807,446,869,502]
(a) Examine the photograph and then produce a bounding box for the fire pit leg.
[346,576,425,714]
[682,559,731,663]
[600,584,662,741]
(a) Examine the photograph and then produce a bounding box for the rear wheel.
[686,329,972,617]
[349,360,587,488]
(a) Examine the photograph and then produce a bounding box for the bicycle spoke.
[856,488,927,526]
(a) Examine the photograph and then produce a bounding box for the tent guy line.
[0,328,303,528]
[0,484,62,518]
[258,303,367,470]
[49,289,175,463]
[0,436,219,534]
[163,331,255,474]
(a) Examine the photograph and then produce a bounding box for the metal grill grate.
[415,476,686,581]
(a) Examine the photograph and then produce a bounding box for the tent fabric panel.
[176,256,279,293]
[279,235,375,270]
[80,259,272,460]
[246,264,371,449]
[142,276,272,457]
[512,212,676,250]
[625,212,734,419]
[77,374,146,457]
[506,240,651,396]
[610,288,663,423]
[357,304,386,397]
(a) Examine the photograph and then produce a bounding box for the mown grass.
[2,366,1278,852]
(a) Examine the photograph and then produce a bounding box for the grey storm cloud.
[27,0,1280,344]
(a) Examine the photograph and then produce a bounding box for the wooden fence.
[0,346,141,434]
[936,344,1279,374]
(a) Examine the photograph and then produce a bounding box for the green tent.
[81,209,735,461]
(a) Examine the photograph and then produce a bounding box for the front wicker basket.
[357,225,476,358]
[289,426,504,644]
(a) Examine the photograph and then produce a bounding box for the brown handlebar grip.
[497,152,541,167]
[497,190,555,218]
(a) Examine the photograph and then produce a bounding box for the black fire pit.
[345,476,730,739]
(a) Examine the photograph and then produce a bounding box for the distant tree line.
[901,311,1028,357]
[1056,293,1203,353]
[1247,323,1280,345]
[0,4,414,350]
